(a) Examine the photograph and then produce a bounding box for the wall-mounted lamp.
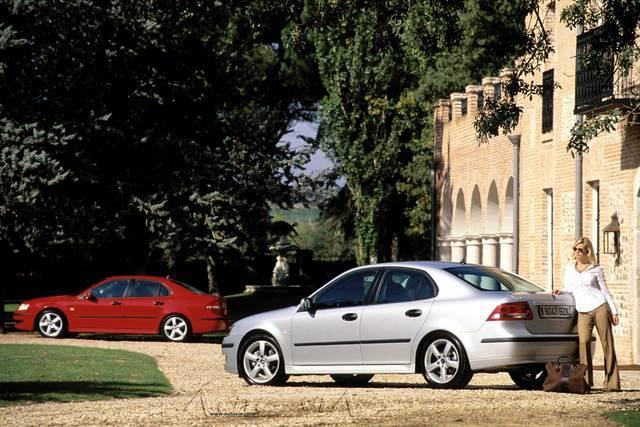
[602,213,620,255]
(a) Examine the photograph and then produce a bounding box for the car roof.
[353,261,470,270]
[102,275,172,282]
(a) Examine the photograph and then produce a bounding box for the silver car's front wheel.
[37,310,67,338]
[161,315,191,342]
[240,334,288,386]
[422,335,472,389]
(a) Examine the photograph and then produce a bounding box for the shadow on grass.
[0,380,171,405]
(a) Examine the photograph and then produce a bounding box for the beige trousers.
[578,303,620,390]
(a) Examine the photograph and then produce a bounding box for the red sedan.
[13,275,229,342]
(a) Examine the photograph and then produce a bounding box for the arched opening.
[453,189,466,236]
[440,191,453,237]
[470,186,482,235]
[487,181,499,233]
[502,177,514,233]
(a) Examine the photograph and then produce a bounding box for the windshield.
[444,266,544,293]
[170,279,207,295]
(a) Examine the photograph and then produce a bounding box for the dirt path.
[1,333,638,426]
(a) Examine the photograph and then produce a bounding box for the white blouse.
[562,262,618,315]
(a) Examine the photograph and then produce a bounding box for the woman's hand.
[612,314,620,326]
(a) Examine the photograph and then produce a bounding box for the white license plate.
[538,305,573,318]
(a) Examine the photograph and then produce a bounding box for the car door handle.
[342,313,358,321]
[111,301,122,306]
[405,309,422,317]
[153,301,164,306]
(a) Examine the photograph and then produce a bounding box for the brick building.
[434,0,640,364]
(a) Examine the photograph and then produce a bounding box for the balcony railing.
[575,27,638,115]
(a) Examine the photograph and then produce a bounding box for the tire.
[509,365,547,390]
[421,334,473,389]
[161,315,191,342]
[36,310,67,338]
[330,374,374,386]
[239,334,288,386]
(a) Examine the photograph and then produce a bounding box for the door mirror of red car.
[79,292,96,301]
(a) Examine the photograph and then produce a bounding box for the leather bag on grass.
[543,357,589,394]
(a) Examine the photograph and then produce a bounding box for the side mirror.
[300,298,313,311]
[79,293,96,301]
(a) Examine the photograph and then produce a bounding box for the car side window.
[91,280,129,299]
[376,270,435,304]
[314,270,378,310]
[129,280,170,297]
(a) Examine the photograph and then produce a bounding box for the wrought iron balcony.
[574,27,638,115]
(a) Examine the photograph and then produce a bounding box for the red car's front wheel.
[36,310,67,338]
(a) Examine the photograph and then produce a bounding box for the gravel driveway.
[1,333,639,426]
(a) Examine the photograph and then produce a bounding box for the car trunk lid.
[512,292,577,334]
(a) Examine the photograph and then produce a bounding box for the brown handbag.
[543,357,589,394]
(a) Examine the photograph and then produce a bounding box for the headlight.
[17,303,30,311]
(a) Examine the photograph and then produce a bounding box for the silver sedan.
[222,261,579,389]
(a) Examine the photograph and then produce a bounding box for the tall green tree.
[0,0,319,292]
[306,0,531,264]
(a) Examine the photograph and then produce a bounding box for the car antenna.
[459,257,466,264]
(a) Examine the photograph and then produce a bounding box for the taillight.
[487,302,533,321]
[206,300,228,316]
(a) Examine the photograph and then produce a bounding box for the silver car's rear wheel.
[240,334,288,386]
[422,335,472,389]
[509,365,547,390]
[37,310,67,338]
[161,315,191,342]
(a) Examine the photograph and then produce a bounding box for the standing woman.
[554,236,620,391]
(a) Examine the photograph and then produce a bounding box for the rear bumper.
[192,317,230,334]
[469,335,579,371]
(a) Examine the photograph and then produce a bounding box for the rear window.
[170,279,207,295]
[444,266,544,293]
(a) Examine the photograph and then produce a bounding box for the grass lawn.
[0,344,172,405]
[605,410,640,426]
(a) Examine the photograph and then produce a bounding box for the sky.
[281,120,334,175]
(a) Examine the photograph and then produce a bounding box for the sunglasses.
[573,247,588,254]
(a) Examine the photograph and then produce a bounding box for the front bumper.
[221,334,240,374]
[12,312,34,331]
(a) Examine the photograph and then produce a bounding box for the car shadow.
[73,333,225,344]
[285,381,519,390]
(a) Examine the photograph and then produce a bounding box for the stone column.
[437,238,451,261]
[481,235,500,267]
[450,93,466,120]
[465,237,482,264]
[465,85,483,115]
[450,238,466,264]
[482,77,501,99]
[435,99,451,123]
[499,234,514,272]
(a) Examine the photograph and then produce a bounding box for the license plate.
[538,305,573,318]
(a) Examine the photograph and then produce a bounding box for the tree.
[474,0,640,153]
[306,0,531,264]
[0,1,320,293]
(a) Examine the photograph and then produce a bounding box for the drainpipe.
[431,168,437,260]
[508,134,521,273]
[575,23,584,240]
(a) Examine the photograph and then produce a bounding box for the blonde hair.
[572,237,597,264]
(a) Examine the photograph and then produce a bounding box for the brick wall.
[434,0,640,364]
